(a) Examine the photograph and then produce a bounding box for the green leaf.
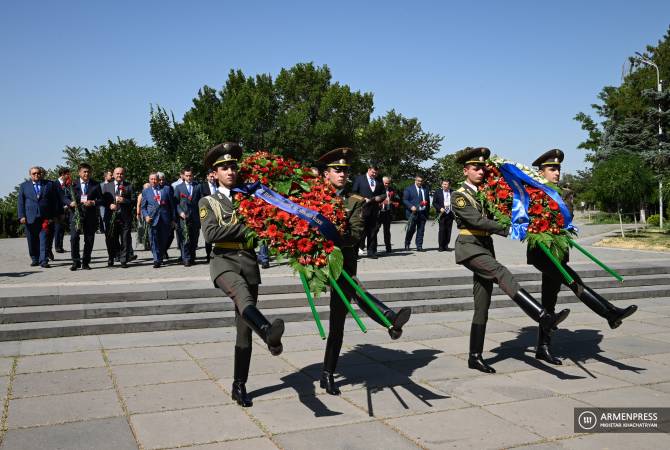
[328,247,343,280]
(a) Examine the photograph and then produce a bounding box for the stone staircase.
[1,264,669,341]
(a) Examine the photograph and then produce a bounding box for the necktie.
[34,183,40,196]
[445,191,450,213]
[187,184,192,196]
[83,183,88,195]
[369,178,375,190]
[211,183,216,194]
[115,183,120,195]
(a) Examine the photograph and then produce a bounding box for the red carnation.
[537,218,550,232]
[529,203,543,215]
[496,189,510,200]
[323,240,334,254]
[297,238,314,253]
[556,213,565,227]
[548,200,559,211]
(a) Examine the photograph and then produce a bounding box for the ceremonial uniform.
[527,149,637,365]
[200,142,284,408]
[317,148,411,395]
[451,147,570,373]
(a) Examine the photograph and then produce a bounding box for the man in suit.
[433,179,455,252]
[175,167,202,266]
[53,167,70,253]
[158,171,177,261]
[102,167,134,268]
[377,176,400,253]
[527,149,637,365]
[403,175,430,251]
[451,147,569,373]
[65,163,102,270]
[199,142,285,407]
[201,168,218,263]
[352,163,386,258]
[99,170,113,234]
[141,173,175,268]
[17,166,60,267]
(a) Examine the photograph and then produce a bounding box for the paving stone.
[12,367,113,398]
[16,350,105,373]
[398,323,464,340]
[170,328,236,344]
[484,396,590,439]
[19,335,102,355]
[645,332,670,343]
[165,437,278,450]
[391,354,476,382]
[419,336,472,355]
[641,352,670,366]
[342,381,469,418]
[353,341,438,363]
[131,405,263,449]
[0,376,8,398]
[279,348,374,370]
[99,331,179,349]
[648,381,670,394]
[444,319,519,334]
[0,357,14,376]
[299,362,410,393]
[555,433,670,449]
[0,341,20,357]
[583,357,670,385]
[183,342,236,359]
[246,395,372,434]
[0,417,138,450]
[7,389,123,428]
[508,365,632,395]
[273,421,420,449]
[386,406,541,449]
[574,385,670,407]
[197,355,294,379]
[106,346,189,365]
[597,335,670,356]
[432,374,555,406]
[513,441,564,450]
[220,371,317,401]
[111,360,208,387]
[120,379,231,414]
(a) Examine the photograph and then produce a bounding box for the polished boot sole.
[319,380,341,395]
[231,393,252,407]
[468,358,496,374]
[267,319,285,355]
[609,305,638,329]
[535,351,562,365]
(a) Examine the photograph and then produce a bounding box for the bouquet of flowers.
[63,174,82,233]
[107,185,125,237]
[478,156,575,261]
[234,151,347,295]
[178,192,192,245]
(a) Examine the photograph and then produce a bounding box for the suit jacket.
[141,185,175,227]
[102,181,134,222]
[18,179,59,224]
[64,179,102,222]
[352,174,386,218]
[452,183,508,264]
[175,182,203,226]
[199,190,260,286]
[432,189,455,220]
[402,184,430,219]
[202,181,218,197]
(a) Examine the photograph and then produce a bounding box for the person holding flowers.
[174,167,202,267]
[527,149,637,365]
[102,167,134,268]
[141,172,175,268]
[316,147,412,395]
[451,147,570,374]
[65,163,102,271]
[199,142,285,408]
[403,174,430,251]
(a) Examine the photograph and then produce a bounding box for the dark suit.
[17,179,59,265]
[432,188,455,251]
[376,186,400,252]
[402,184,430,250]
[351,174,386,256]
[175,182,203,263]
[141,185,175,264]
[65,179,102,265]
[202,180,218,260]
[102,181,134,264]
[53,178,68,252]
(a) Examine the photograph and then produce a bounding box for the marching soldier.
[317,147,412,395]
[451,147,570,374]
[199,142,284,408]
[528,149,637,365]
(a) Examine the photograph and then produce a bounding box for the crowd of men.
[16,162,456,270]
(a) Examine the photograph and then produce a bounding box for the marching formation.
[16,142,639,407]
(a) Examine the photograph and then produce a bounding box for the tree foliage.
[590,153,656,211]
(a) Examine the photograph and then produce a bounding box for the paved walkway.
[0,298,669,449]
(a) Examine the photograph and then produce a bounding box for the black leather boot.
[356,292,412,340]
[468,323,496,373]
[321,336,342,395]
[231,346,252,407]
[577,285,637,329]
[512,288,570,333]
[535,327,561,365]
[241,306,284,355]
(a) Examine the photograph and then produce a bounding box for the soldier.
[317,147,412,395]
[451,147,570,374]
[528,149,637,365]
[199,142,284,408]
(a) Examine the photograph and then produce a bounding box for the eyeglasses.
[30,172,41,175]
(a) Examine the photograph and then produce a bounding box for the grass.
[594,230,670,252]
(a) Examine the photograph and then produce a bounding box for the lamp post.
[633,52,664,229]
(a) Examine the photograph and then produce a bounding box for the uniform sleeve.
[343,197,364,245]
[198,197,248,244]
[451,191,508,236]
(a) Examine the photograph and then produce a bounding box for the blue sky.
[1,0,669,195]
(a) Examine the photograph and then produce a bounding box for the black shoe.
[608,305,638,329]
[438,248,445,252]
[468,353,496,373]
[261,262,270,269]
[184,261,192,267]
[536,344,562,365]
[387,307,412,340]
[48,251,55,261]
[404,244,410,251]
[368,254,378,259]
[120,262,128,268]
[70,263,79,271]
[114,256,120,262]
[206,255,211,264]
[55,248,65,253]
[82,263,91,270]
[40,263,50,268]
[107,259,114,267]
[417,248,425,252]
[385,247,392,253]
[30,261,39,267]
[231,381,252,407]
[320,371,341,395]
[130,254,138,261]
[153,262,161,268]
[241,306,284,355]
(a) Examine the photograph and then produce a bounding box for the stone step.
[1,265,668,308]
[1,274,667,324]
[0,284,666,341]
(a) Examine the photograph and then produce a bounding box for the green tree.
[589,153,656,211]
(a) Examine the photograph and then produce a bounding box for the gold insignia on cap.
[199,207,208,219]
[455,197,467,208]
[479,156,484,161]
